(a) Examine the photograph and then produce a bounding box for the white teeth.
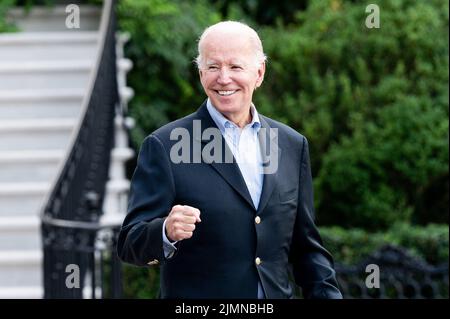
[217,90,236,96]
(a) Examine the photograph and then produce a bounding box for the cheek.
[202,75,216,88]
[199,76,210,90]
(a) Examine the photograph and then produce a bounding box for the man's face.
[198,32,265,120]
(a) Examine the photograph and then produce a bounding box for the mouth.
[214,90,237,97]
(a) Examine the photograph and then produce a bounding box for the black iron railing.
[41,0,122,298]
[335,245,449,299]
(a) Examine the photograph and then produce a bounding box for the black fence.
[41,0,121,298]
[42,221,122,298]
[335,245,449,299]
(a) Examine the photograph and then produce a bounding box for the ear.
[255,62,265,88]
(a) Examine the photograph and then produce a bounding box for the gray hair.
[195,21,267,69]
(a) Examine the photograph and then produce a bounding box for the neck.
[223,108,252,128]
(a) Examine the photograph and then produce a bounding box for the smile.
[216,90,237,96]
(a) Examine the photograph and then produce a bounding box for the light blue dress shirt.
[162,98,266,298]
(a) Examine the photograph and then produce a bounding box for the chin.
[214,102,240,114]
[210,96,234,108]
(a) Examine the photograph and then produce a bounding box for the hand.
[165,205,201,242]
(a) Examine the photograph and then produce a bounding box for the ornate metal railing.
[335,245,449,299]
[40,0,122,298]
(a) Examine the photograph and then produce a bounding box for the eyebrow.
[205,60,246,66]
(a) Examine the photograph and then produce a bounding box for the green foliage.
[212,0,308,25]
[320,223,449,266]
[254,0,448,229]
[0,0,18,33]
[121,264,160,299]
[316,96,448,229]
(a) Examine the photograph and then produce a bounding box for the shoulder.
[260,114,307,146]
[154,112,197,139]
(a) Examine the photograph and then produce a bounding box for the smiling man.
[197,22,265,127]
[117,21,342,299]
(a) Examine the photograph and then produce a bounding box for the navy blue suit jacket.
[117,101,342,299]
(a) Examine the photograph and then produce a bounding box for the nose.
[217,68,232,85]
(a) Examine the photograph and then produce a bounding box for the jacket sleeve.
[117,134,176,266]
[289,136,343,299]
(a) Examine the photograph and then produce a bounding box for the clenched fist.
[165,205,201,242]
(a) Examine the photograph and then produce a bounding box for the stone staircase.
[0,4,133,298]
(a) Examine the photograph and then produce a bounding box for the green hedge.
[320,223,449,266]
[256,0,449,229]
[120,223,449,298]
[121,264,160,299]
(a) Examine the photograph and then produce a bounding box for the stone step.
[0,60,92,91]
[0,150,64,183]
[0,32,98,61]
[0,58,132,91]
[0,88,84,119]
[7,5,101,32]
[0,118,75,151]
[0,250,42,287]
[0,182,50,217]
[0,148,132,183]
[0,286,43,299]
[0,282,101,298]
[0,162,130,217]
[0,216,40,251]
[0,87,133,120]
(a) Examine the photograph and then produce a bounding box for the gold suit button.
[255,216,261,224]
[255,257,261,265]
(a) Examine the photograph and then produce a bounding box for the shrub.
[320,223,449,266]
[255,0,449,228]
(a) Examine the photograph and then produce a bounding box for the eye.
[231,65,243,70]
[207,65,218,70]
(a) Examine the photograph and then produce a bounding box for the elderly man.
[117,21,342,299]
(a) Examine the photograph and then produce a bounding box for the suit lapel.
[257,116,282,214]
[195,103,256,210]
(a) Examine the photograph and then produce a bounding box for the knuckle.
[173,216,180,223]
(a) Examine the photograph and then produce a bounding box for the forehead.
[201,31,256,62]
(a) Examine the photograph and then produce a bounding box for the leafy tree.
[255,0,448,228]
